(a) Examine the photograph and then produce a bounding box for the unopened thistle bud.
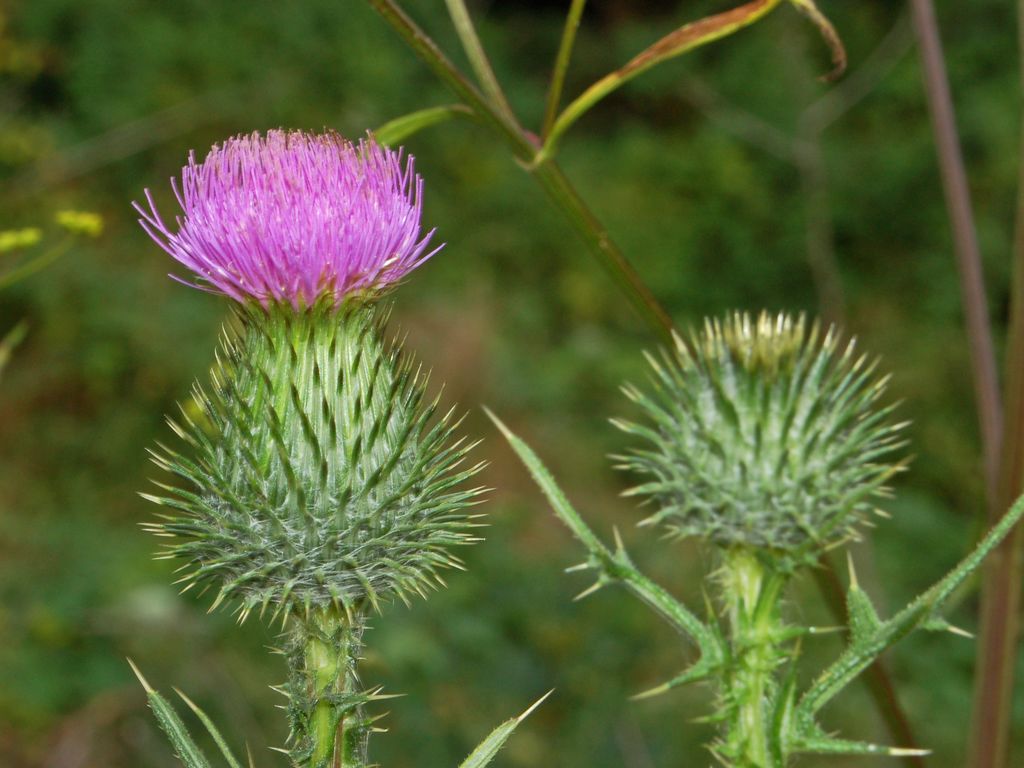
[615,312,905,566]
[136,131,484,621]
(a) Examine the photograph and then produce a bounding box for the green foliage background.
[0,0,1020,766]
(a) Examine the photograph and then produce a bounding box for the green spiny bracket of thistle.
[491,310,1024,767]
[133,130,494,768]
[616,312,906,569]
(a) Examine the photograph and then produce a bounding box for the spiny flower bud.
[615,311,906,566]
[145,302,485,619]
[136,130,484,620]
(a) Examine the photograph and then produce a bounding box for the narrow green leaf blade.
[442,0,515,120]
[128,660,213,768]
[375,105,474,147]
[458,691,551,768]
[175,688,244,768]
[486,408,721,659]
[542,0,784,157]
[485,408,608,555]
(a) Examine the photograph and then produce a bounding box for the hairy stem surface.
[719,549,788,768]
[288,609,367,768]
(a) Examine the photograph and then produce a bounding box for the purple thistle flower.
[135,130,441,307]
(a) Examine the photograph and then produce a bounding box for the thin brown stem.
[906,0,1024,764]
[908,0,1002,501]
[969,81,1024,768]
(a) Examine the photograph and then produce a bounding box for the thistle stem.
[539,0,784,161]
[719,549,787,768]
[365,0,675,345]
[542,0,588,140]
[442,0,517,123]
[288,609,367,768]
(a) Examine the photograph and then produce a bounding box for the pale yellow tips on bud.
[704,311,813,378]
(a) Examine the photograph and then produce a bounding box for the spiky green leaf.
[458,691,551,768]
[792,491,1024,748]
[128,660,213,768]
[487,409,722,661]
[174,689,244,768]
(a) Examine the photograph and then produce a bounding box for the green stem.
[366,0,675,345]
[811,555,925,767]
[527,158,675,342]
[539,0,784,161]
[542,0,588,139]
[442,0,518,123]
[288,609,367,768]
[719,549,788,768]
[366,0,527,155]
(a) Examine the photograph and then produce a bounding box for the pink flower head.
[135,130,441,307]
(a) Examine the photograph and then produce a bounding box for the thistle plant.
[354,2,952,755]
[134,130,536,768]
[492,311,1024,767]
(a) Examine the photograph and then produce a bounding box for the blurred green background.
[1,0,1020,766]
